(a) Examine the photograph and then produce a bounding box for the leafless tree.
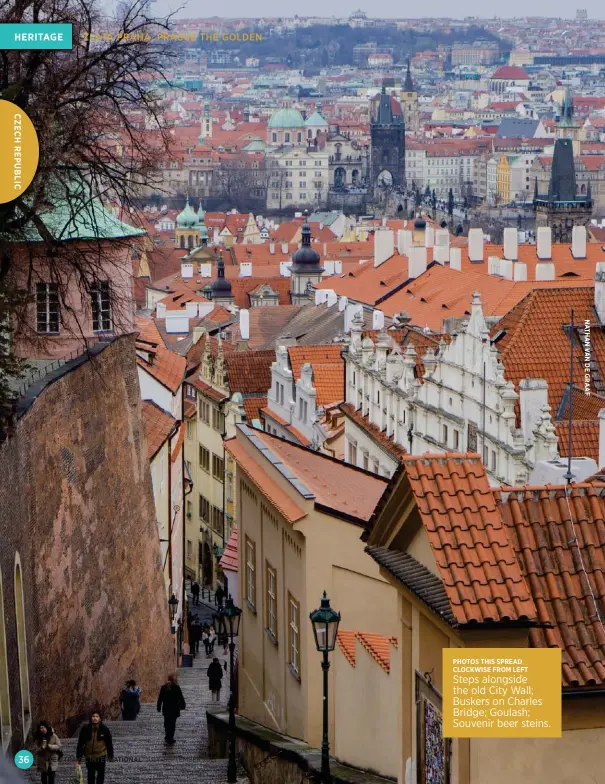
[0,0,178,410]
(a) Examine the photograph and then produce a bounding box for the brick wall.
[0,335,174,746]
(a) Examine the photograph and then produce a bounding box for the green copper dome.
[176,198,198,228]
[268,107,304,129]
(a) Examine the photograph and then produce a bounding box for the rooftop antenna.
[564,308,575,484]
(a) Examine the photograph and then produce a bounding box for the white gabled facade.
[265,346,320,447]
[343,294,559,486]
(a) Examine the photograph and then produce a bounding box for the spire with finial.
[404,58,414,92]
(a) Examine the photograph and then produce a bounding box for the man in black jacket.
[76,711,114,784]
[157,674,186,745]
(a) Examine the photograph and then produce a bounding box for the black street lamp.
[221,595,242,783]
[309,592,341,784]
[168,593,179,628]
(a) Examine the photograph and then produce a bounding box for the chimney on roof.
[503,227,518,261]
[269,241,275,254]
[519,378,549,441]
[372,309,385,330]
[535,261,555,281]
[449,247,462,271]
[599,409,605,470]
[181,261,194,279]
[408,246,427,278]
[281,242,288,254]
[239,308,250,341]
[468,228,484,262]
[424,225,435,249]
[513,262,527,281]
[595,262,605,324]
[397,229,412,255]
[374,228,394,267]
[536,226,552,260]
[571,224,587,259]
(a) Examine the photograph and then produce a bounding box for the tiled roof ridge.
[356,631,396,673]
[492,288,537,358]
[336,630,356,667]
[257,424,391,483]
[497,483,605,496]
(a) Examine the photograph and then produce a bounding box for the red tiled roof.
[219,525,238,572]
[288,345,344,406]
[336,630,398,673]
[189,376,228,403]
[336,630,356,667]
[493,288,599,415]
[402,454,536,626]
[498,484,605,688]
[356,632,394,673]
[224,350,275,394]
[136,316,187,394]
[554,420,599,463]
[492,65,530,80]
[243,395,267,423]
[255,431,388,522]
[141,400,178,460]
[224,437,306,524]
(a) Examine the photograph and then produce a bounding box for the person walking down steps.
[33,721,62,784]
[76,711,114,784]
[207,658,224,702]
[157,673,186,745]
[119,680,141,721]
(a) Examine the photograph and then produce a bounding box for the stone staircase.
[26,598,248,783]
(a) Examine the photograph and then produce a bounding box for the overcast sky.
[149,0,604,21]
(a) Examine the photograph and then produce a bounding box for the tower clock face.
[377,170,393,188]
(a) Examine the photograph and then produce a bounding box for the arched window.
[188,235,193,249]
[180,235,185,249]
[0,568,11,751]
[14,555,30,737]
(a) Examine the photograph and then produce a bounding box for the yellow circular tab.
[0,100,39,204]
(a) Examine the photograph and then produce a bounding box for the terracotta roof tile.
[136,316,187,393]
[288,345,344,406]
[225,350,275,394]
[557,385,605,421]
[498,484,605,688]
[494,288,602,416]
[356,632,394,673]
[141,400,178,460]
[189,377,228,403]
[242,395,266,423]
[554,420,599,463]
[224,437,306,524]
[336,630,357,667]
[402,453,536,626]
[336,630,397,673]
[254,431,388,522]
[219,524,238,572]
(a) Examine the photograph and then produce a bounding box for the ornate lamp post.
[168,593,179,629]
[309,592,341,784]
[221,595,242,783]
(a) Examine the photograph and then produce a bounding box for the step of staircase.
[25,600,247,783]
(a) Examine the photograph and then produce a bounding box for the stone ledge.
[206,709,396,783]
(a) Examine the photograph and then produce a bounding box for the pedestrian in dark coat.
[157,674,186,745]
[207,658,224,701]
[76,711,114,784]
[191,581,200,606]
[190,618,201,656]
[33,721,62,784]
[215,585,225,608]
[119,680,141,721]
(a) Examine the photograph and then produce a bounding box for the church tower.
[400,59,419,134]
[199,102,212,144]
[534,137,592,242]
[210,254,234,308]
[289,219,324,305]
[556,86,580,155]
[370,82,406,197]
